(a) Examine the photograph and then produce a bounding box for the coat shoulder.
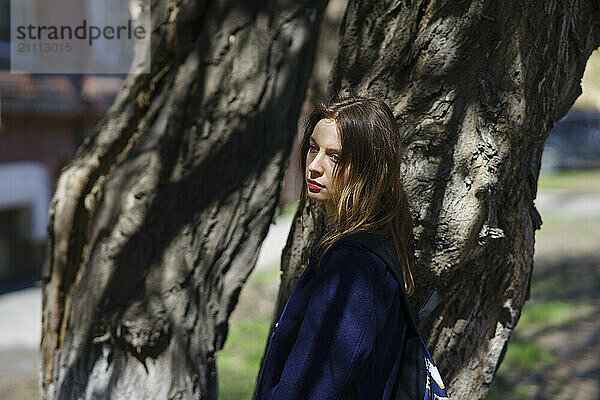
[321,239,389,279]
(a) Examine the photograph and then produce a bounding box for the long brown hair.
[299,95,415,295]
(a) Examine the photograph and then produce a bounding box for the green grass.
[501,341,556,371]
[499,300,591,373]
[487,377,536,400]
[250,266,281,286]
[536,214,600,240]
[488,339,556,399]
[529,274,561,299]
[489,295,597,398]
[217,261,281,399]
[217,317,271,400]
[538,169,600,192]
[281,200,299,217]
[519,300,594,326]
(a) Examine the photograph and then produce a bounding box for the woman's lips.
[307,179,325,190]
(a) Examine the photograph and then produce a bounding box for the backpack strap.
[335,231,449,399]
[335,230,421,334]
[417,289,442,328]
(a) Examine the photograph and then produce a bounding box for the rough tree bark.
[40,1,327,399]
[264,0,600,398]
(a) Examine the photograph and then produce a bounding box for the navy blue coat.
[255,233,406,399]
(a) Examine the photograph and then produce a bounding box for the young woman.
[255,96,415,399]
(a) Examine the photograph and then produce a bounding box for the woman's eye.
[309,144,318,152]
[330,153,339,162]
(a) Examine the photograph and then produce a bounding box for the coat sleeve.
[262,244,380,400]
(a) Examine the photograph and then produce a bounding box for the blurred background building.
[541,108,600,172]
[0,0,126,292]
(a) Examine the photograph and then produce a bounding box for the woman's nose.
[308,154,324,174]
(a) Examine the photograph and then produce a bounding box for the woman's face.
[305,118,344,203]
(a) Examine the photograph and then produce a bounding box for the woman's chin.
[307,190,327,203]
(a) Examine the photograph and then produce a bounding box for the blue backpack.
[339,231,449,400]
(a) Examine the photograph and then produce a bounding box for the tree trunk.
[266,0,600,398]
[40,1,327,399]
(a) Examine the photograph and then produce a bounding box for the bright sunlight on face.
[305,119,342,203]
